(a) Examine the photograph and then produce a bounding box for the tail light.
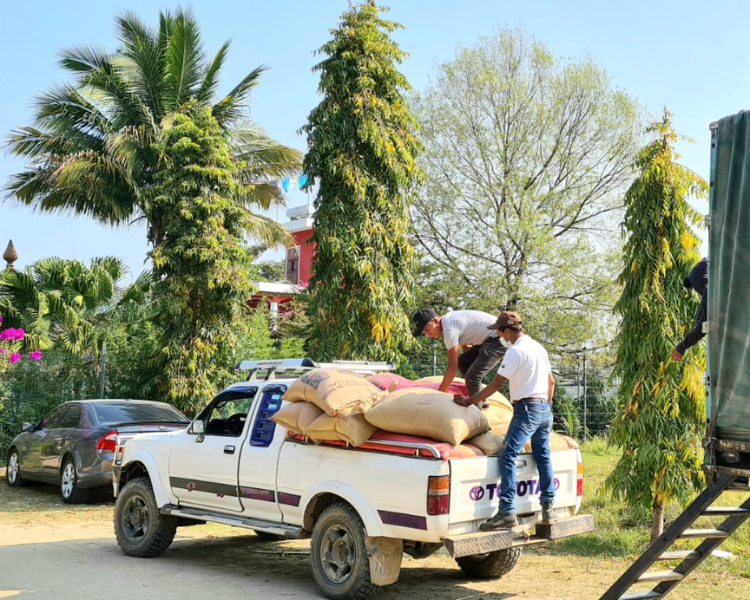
[427,475,450,515]
[576,461,584,496]
[95,429,118,453]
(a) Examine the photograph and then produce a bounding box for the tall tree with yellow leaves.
[606,111,708,541]
[301,1,421,361]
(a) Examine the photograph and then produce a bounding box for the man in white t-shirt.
[412,308,506,398]
[453,311,556,529]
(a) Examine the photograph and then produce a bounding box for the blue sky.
[1,0,744,281]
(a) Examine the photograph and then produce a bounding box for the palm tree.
[6,8,300,249]
[0,256,147,356]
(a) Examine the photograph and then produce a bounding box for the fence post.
[432,338,438,376]
[582,346,587,440]
[99,342,107,398]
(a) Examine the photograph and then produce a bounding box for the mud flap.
[365,536,403,585]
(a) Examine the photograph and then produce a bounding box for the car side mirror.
[22,422,35,433]
[190,420,205,434]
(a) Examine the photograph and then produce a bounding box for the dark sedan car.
[5,399,189,503]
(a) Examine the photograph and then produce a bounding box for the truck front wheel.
[455,547,523,579]
[114,477,177,558]
[310,503,379,600]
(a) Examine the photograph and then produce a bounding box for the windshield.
[93,402,189,426]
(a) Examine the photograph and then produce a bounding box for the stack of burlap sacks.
[271,368,577,455]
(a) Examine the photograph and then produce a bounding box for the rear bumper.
[442,514,594,558]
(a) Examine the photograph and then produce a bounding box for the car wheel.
[60,457,88,504]
[455,547,523,579]
[114,477,178,558]
[310,502,379,600]
[6,448,28,487]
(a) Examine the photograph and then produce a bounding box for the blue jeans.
[498,401,555,514]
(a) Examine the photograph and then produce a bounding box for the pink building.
[249,203,315,329]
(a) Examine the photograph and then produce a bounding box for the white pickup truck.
[112,359,593,600]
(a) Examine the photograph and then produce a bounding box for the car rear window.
[93,403,189,425]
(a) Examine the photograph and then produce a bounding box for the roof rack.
[234,358,395,381]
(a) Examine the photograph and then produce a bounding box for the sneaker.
[541,503,556,524]
[479,511,517,531]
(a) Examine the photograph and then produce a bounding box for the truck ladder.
[599,474,750,600]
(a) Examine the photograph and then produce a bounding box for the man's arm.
[454,374,508,406]
[673,292,707,360]
[439,346,459,392]
[547,373,555,403]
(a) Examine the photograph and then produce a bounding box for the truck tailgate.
[448,449,580,533]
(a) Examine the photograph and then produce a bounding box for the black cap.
[412,308,437,337]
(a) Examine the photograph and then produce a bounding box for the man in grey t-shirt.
[412,308,506,397]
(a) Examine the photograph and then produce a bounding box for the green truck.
[706,111,750,471]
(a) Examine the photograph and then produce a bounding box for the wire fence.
[0,352,620,465]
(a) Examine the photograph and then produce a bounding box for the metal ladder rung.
[702,507,750,515]
[679,528,729,539]
[620,592,663,600]
[635,570,684,583]
[656,550,701,561]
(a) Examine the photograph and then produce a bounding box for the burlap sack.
[483,404,513,428]
[466,431,506,455]
[486,391,512,410]
[363,388,490,445]
[483,427,577,454]
[305,413,379,447]
[271,402,325,434]
[282,368,384,416]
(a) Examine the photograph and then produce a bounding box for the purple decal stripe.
[378,510,427,531]
[278,492,301,507]
[239,486,276,503]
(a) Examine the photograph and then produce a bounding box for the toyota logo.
[469,486,485,501]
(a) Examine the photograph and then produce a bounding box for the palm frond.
[196,41,230,105]
[211,65,267,127]
[164,8,205,111]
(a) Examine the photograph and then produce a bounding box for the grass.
[545,437,750,580]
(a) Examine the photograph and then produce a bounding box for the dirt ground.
[1,472,748,600]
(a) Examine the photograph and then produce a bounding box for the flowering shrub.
[0,316,42,379]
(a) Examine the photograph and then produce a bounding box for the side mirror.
[22,422,35,433]
[190,420,205,434]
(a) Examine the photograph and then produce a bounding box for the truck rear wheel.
[310,503,379,600]
[456,547,523,579]
[114,477,177,558]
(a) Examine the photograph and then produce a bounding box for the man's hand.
[453,394,475,407]
[671,348,683,361]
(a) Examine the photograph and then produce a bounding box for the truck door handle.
[224,445,236,454]
[515,459,527,467]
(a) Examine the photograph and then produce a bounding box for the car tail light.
[577,461,584,496]
[95,429,118,453]
[427,475,450,515]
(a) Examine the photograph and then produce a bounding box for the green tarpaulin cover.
[709,111,750,440]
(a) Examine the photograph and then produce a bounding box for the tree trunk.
[651,498,665,542]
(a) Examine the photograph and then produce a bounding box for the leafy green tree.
[605,112,707,541]
[149,103,259,415]
[6,7,300,250]
[411,27,643,353]
[300,1,421,362]
[0,256,143,355]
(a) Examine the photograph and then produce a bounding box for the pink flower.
[0,348,5,354]
[28,350,42,360]
[8,353,21,364]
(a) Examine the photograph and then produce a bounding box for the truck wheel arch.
[303,485,385,537]
[119,456,171,507]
